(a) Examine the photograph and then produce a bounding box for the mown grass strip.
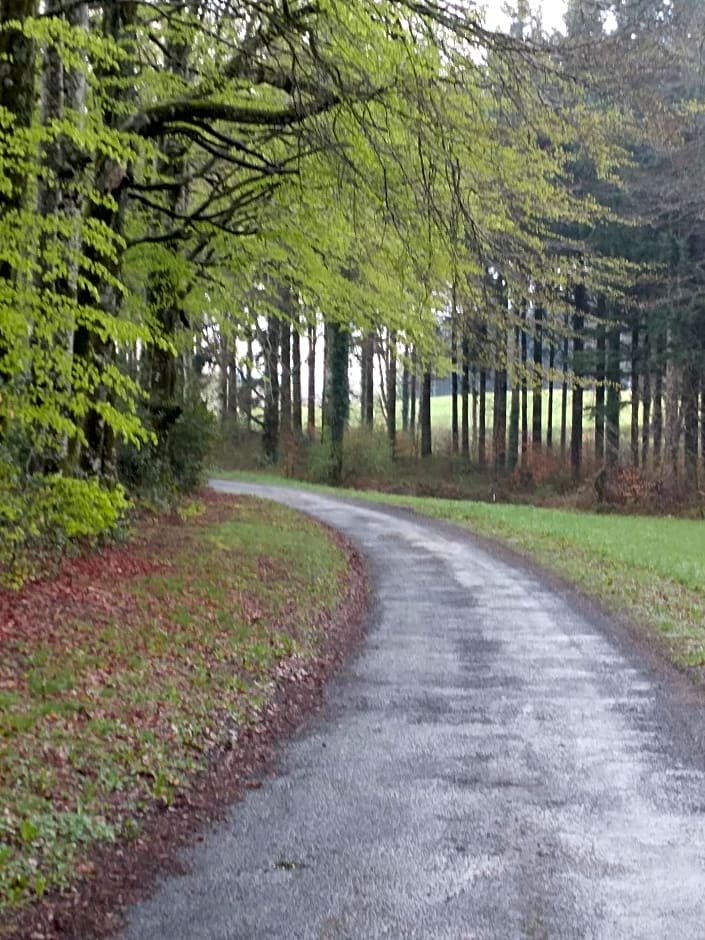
[213,471,705,676]
[372,496,705,667]
[0,492,349,919]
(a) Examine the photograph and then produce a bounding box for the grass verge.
[213,470,705,677]
[0,491,351,923]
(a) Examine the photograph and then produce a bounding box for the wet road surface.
[122,482,705,939]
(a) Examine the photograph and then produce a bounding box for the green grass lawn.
[214,470,705,676]
[423,391,635,437]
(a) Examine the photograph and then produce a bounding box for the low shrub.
[117,399,216,504]
[0,466,128,587]
[341,427,394,483]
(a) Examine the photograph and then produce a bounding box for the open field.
[0,493,351,922]
[215,471,705,679]
[411,390,635,439]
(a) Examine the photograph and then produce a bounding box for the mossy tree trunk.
[570,285,587,482]
[605,312,621,471]
[262,316,280,463]
[532,307,543,448]
[387,330,397,451]
[327,320,349,484]
[420,369,432,458]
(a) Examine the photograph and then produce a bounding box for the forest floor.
[0,491,368,940]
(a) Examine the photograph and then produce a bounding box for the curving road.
[122,482,705,939]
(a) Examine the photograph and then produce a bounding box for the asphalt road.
[121,482,705,939]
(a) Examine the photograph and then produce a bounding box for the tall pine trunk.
[461,334,470,458]
[532,307,543,449]
[560,313,569,460]
[451,322,459,454]
[547,335,555,449]
[594,300,606,465]
[653,331,664,469]
[605,317,621,470]
[410,348,417,435]
[326,321,349,484]
[280,318,292,434]
[292,324,302,436]
[262,316,280,462]
[570,286,586,481]
[641,324,651,468]
[665,337,682,481]
[683,363,699,489]
[245,336,254,431]
[493,365,507,475]
[420,369,432,457]
[520,308,528,463]
[401,345,410,433]
[387,330,397,450]
[630,320,640,467]
[361,333,375,428]
[478,368,487,468]
[307,321,316,438]
[508,326,520,473]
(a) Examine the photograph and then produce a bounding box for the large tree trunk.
[401,345,410,433]
[461,334,470,458]
[220,333,230,423]
[641,324,651,468]
[30,0,88,470]
[292,324,302,436]
[410,348,417,435]
[532,307,543,449]
[493,365,507,475]
[630,320,640,467]
[471,367,478,459]
[560,313,569,460]
[450,279,459,454]
[451,321,459,454]
[71,0,141,477]
[653,333,664,469]
[570,286,586,481]
[605,317,621,470]
[700,371,705,469]
[262,316,281,462]
[387,330,397,450]
[0,0,39,279]
[520,308,528,463]
[280,317,292,434]
[307,321,316,438]
[478,368,487,468]
[683,362,699,490]
[547,334,555,449]
[664,339,682,480]
[326,321,349,484]
[594,298,606,465]
[508,326,520,473]
[245,336,254,431]
[420,369,432,457]
[361,333,375,428]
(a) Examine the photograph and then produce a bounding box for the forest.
[1,0,704,582]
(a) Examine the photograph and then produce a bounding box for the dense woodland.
[1,0,704,579]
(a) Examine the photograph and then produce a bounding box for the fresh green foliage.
[0,466,128,586]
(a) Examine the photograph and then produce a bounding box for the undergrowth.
[0,492,348,920]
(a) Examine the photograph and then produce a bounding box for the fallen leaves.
[0,490,352,923]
